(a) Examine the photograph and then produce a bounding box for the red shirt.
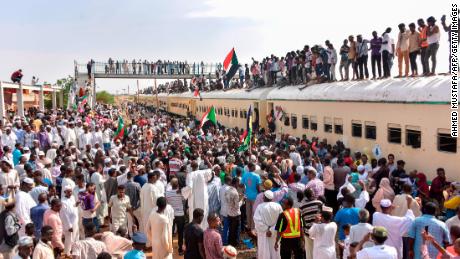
[11,70,22,78]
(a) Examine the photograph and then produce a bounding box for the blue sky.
[0,0,452,93]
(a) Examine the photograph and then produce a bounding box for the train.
[137,76,458,181]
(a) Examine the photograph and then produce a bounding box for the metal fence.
[75,61,223,76]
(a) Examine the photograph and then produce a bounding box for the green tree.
[56,76,74,109]
[44,76,74,109]
[96,91,115,104]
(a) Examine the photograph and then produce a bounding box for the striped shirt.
[168,158,183,176]
[165,189,184,216]
[299,199,323,236]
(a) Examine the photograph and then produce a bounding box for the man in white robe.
[309,207,337,259]
[15,178,37,236]
[60,186,79,255]
[139,171,164,244]
[181,166,212,230]
[372,198,415,259]
[253,190,283,259]
[146,197,173,259]
[90,168,107,227]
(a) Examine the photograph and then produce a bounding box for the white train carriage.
[144,76,458,181]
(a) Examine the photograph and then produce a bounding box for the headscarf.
[416,172,429,198]
[372,177,395,211]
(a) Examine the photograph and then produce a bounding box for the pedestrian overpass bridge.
[74,60,223,107]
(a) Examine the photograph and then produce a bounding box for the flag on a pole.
[237,106,253,152]
[223,48,239,81]
[200,106,217,128]
[114,116,128,140]
[77,95,88,112]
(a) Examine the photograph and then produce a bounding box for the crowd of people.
[86,59,222,78]
[133,14,454,94]
[0,99,459,259]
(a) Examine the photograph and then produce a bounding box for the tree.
[56,76,74,109]
[96,91,115,104]
[44,76,74,109]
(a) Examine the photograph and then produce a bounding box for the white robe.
[254,201,283,259]
[146,210,173,259]
[139,181,164,245]
[372,210,415,259]
[309,222,338,259]
[60,195,79,254]
[15,190,37,236]
[181,169,213,230]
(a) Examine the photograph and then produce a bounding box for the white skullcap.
[296,166,304,174]
[357,165,365,172]
[18,236,33,246]
[23,177,34,185]
[264,190,274,200]
[380,199,392,208]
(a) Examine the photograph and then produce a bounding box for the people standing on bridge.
[87,62,92,78]
[132,59,136,74]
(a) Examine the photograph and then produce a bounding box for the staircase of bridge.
[75,61,221,80]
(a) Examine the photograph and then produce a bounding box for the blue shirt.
[334,207,360,240]
[124,249,146,259]
[407,214,450,259]
[13,149,22,166]
[241,171,261,201]
[30,203,49,238]
[133,174,147,187]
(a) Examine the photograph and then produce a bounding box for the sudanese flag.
[223,48,239,81]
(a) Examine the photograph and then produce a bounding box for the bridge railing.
[75,61,224,77]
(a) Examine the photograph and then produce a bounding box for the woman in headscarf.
[372,177,395,212]
[416,172,430,201]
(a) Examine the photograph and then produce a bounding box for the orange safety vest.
[280,208,301,238]
[420,27,429,48]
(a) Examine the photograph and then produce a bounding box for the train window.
[284,114,290,126]
[310,116,318,131]
[437,129,457,153]
[388,124,402,144]
[352,122,362,137]
[335,124,343,134]
[324,117,332,133]
[334,118,343,134]
[291,115,297,129]
[406,126,421,148]
[365,122,377,139]
[302,116,309,129]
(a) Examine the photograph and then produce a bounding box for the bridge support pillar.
[17,83,24,117]
[0,82,5,121]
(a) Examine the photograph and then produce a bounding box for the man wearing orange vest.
[417,18,430,76]
[274,196,305,259]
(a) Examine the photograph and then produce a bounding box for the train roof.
[159,75,451,103]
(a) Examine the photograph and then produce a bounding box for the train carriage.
[141,76,458,181]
